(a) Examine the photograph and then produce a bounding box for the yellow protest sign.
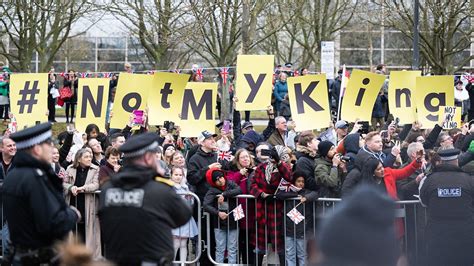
[235,55,274,111]
[110,73,152,129]
[287,74,331,131]
[341,70,385,122]
[75,78,110,132]
[9,73,48,129]
[147,72,189,125]
[438,106,461,129]
[178,82,217,137]
[415,76,454,129]
[388,71,422,124]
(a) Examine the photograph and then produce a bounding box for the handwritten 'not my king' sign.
[235,55,274,111]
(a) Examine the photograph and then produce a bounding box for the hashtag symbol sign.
[17,81,40,113]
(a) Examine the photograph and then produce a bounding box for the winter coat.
[273,80,288,103]
[63,164,101,258]
[226,166,255,229]
[342,133,361,172]
[62,77,78,103]
[314,157,345,198]
[280,99,291,120]
[330,77,341,110]
[294,147,318,191]
[357,145,396,168]
[203,169,242,230]
[250,162,292,251]
[99,161,116,188]
[187,147,220,200]
[232,109,275,151]
[371,94,388,118]
[172,184,198,238]
[2,151,78,249]
[275,188,318,239]
[267,130,286,147]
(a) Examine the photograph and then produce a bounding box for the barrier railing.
[0,191,427,266]
[202,195,427,266]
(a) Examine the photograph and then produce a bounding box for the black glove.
[265,194,275,202]
[269,148,280,163]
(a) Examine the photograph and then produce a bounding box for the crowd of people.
[0,62,473,266]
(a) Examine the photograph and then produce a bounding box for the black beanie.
[212,171,224,182]
[162,144,175,153]
[317,184,399,266]
[318,141,334,158]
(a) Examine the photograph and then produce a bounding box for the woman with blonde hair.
[63,148,101,258]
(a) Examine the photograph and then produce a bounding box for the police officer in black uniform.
[99,132,192,266]
[419,148,474,266]
[2,123,80,265]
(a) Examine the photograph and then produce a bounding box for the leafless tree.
[374,0,473,74]
[0,0,99,72]
[107,0,193,70]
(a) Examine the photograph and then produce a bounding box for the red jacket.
[383,159,421,200]
[383,159,421,238]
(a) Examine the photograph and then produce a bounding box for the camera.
[260,149,272,157]
[341,155,351,162]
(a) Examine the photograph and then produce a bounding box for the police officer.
[99,132,192,266]
[419,148,474,266]
[2,123,80,264]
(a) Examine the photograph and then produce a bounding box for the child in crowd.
[203,168,242,264]
[276,171,318,266]
[170,166,198,263]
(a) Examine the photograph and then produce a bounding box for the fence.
[0,192,427,265]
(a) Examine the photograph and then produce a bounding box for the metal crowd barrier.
[0,192,427,266]
[202,195,428,266]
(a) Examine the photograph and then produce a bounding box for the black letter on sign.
[160,82,172,108]
[294,81,324,114]
[395,88,411,108]
[181,89,213,120]
[355,78,370,106]
[244,74,266,103]
[80,85,104,118]
[425,92,446,121]
[122,93,142,112]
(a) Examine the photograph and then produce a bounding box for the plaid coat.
[250,161,292,252]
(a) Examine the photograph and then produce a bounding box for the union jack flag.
[102,72,112,78]
[173,69,181,74]
[463,74,474,84]
[218,150,233,161]
[195,68,204,80]
[232,204,245,221]
[220,67,229,85]
[79,72,89,78]
[277,178,301,193]
[59,72,66,78]
[287,207,305,224]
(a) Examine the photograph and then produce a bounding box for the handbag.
[59,86,73,100]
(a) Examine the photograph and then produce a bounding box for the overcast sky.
[73,12,128,37]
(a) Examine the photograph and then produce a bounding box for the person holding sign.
[63,70,79,124]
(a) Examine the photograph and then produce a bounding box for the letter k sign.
[294,81,324,113]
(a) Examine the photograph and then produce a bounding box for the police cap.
[119,132,160,158]
[10,122,52,150]
[438,148,460,161]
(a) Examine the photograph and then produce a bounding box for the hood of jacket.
[343,133,361,154]
[206,168,226,191]
[241,130,263,147]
